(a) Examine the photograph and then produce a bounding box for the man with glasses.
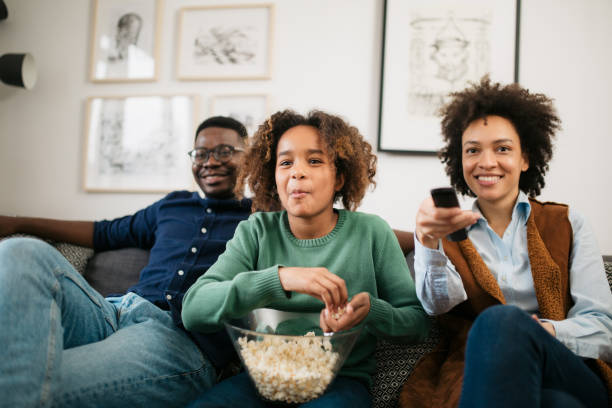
[0,116,252,407]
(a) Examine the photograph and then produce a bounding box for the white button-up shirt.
[414,191,612,361]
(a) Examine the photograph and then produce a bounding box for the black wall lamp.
[0,53,37,89]
[0,0,38,90]
[0,0,7,20]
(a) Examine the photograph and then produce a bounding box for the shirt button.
[166,294,172,300]
[178,270,184,276]
[206,208,212,213]
[201,227,207,234]
[191,247,197,253]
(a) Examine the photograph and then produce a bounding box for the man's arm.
[393,229,415,256]
[0,216,94,248]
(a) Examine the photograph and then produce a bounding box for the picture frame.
[378,0,520,154]
[83,95,198,193]
[210,94,270,137]
[176,4,274,80]
[89,0,162,82]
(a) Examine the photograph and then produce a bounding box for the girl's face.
[275,125,343,221]
[461,115,529,209]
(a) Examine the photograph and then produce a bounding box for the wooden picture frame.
[176,4,274,80]
[83,95,198,192]
[378,0,521,154]
[89,0,162,82]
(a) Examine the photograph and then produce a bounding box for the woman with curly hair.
[401,77,612,408]
[182,109,430,407]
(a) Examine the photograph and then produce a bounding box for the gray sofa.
[25,240,612,407]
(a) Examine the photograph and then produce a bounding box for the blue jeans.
[0,238,215,408]
[459,305,608,408]
[186,372,372,407]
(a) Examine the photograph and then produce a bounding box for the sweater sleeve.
[181,217,290,333]
[364,218,431,342]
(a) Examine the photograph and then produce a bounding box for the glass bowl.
[225,308,361,404]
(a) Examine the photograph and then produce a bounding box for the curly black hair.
[439,76,561,197]
[236,109,377,211]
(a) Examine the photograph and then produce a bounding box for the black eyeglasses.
[187,144,244,164]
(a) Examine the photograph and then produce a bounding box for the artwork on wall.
[176,4,274,80]
[83,95,197,192]
[378,0,520,154]
[89,0,162,82]
[211,94,269,137]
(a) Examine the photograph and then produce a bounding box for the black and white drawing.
[177,5,274,80]
[89,0,161,82]
[84,95,196,192]
[211,94,269,137]
[378,0,518,153]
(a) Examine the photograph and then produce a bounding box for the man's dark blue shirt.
[93,190,252,369]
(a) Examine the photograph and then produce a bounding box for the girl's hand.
[531,314,556,337]
[278,266,348,309]
[415,196,479,249]
[319,292,370,333]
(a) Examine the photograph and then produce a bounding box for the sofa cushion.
[83,248,148,297]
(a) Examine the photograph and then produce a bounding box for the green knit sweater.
[182,209,430,386]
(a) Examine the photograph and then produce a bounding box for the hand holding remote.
[415,188,479,248]
[430,187,468,241]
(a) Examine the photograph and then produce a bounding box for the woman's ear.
[335,172,345,192]
[521,153,529,172]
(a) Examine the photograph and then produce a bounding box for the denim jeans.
[186,371,372,407]
[459,305,608,408]
[0,238,215,408]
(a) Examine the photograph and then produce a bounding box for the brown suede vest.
[400,199,612,408]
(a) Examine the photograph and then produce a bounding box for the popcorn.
[330,306,346,320]
[237,332,340,403]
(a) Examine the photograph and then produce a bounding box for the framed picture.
[83,95,198,192]
[210,94,269,137]
[378,0,520,154]
[177,4,274,80]
[89,0,162,82]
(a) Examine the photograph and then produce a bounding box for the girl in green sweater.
[182,110,430,407]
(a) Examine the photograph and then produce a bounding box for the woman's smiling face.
[462,115,529,209]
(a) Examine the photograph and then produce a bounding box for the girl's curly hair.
[236,109,377,212]
[439,76,561,197]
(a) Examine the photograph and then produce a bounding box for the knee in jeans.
[470,305,528,339]
[0,237,57,279]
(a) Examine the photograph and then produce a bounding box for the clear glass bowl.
[225,308,361,404]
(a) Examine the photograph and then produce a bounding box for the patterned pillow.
[0,234,93,275]
[372,320,440,408]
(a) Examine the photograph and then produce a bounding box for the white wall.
[1,0,611,253]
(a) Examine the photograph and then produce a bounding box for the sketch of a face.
[193,26,256,65]
[431,18,469,85]
[109,13,143,62]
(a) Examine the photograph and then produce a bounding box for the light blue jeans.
[0,238,216,408]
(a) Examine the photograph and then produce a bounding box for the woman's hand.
[319,292,370,333]
[531,314,556,337]
[278,266,348,310]
[415,196,479,249]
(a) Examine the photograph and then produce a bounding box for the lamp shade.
[0,53,37,89]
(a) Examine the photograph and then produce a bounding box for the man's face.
[191,127,245,199]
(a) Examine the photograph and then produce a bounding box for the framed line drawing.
[210,94,269,137]
[378,0,520,154]
[176,4,274,80]
[89,0,162,82]
[83,95,198,192]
